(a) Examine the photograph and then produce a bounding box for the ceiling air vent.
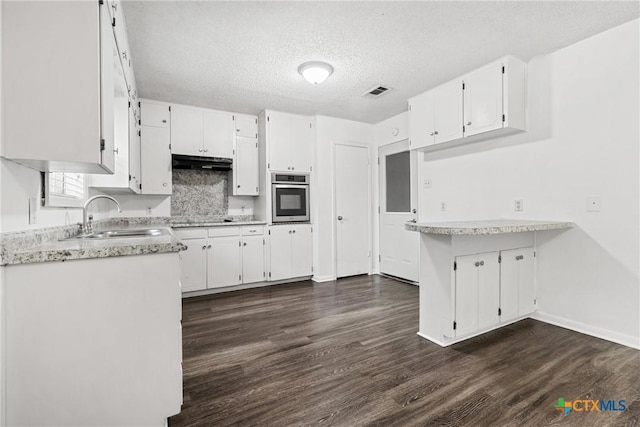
[362,85,392,98]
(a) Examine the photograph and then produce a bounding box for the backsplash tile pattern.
[171,169,228,216]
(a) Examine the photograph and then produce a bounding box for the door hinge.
[462,82,465,90]
[169,106,172,111]
[263,272,266,277]
[502,114,506,122]
[138,119,141,126]
[268,162,270,169]
[498,308,502,316]
[534,298,537,306]
[263,239,265,245]
[453,321,457,330]
[138,101,141,108]
[128,174,132,181]
[453,261,457,271]
[256,142,258,148]
[379,254,381,262]
[238,241,241,247]
[378,206,380,214]
[269,272,271,278]
[311,266,314,272]
[256,186,258,192]
[267,116,270,122]
[112,17,116,27]
[534,251,536,257]
[100,139,105,151]
[377,157,380,165]
[255,118,258,124]
[128,101,131,108]
[498,254,502,263]
[138,130,141,137]
[502,65,505,74]
[239,275,241,280]
[310,166,313,172]
[232,115,235,120]
[139,183,142,190]
[311,226,313,232]
[408,104,412,111]
[233,149,235,155]
[268,230,271,235]
[169,143,172,150]
[463,125,465,133]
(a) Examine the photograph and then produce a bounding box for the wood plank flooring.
[169,275,640,426]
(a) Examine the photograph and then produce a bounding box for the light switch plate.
[514,199,523,212]
[424,179,432,189]
[587,196,601,212]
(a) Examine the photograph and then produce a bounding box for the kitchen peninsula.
[406,219,574,346]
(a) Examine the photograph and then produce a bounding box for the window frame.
[43,172,87,208]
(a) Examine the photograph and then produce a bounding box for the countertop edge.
[404,220,575,235]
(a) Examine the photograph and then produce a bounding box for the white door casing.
[378,140,419,282]
[335,143,371,278]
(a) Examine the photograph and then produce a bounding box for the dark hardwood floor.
[169,275,640,427]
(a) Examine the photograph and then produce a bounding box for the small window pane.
[45,172,86,208]
[385,151,410,213]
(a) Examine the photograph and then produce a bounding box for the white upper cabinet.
[171,106,204,156]
[463,61,503,137]
[203,110,234,158]
[408,91,434,150]
[128,106,142,193]
[230,137,259,196]
[140,101,172,195]
[266,111,313,172]
[433,79,464,144]
[235,115,258,138]
[171,105,234,157]
[2,1,117,173]
[409,55,526,152]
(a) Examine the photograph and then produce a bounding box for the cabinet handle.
[208,245,212,249]
[467,121,472,126]
[243,242,247,246]
[430,132,434,136]
[479,260,485,266]
[288,230,292,234]
[292,230,296,233]
[204,149,209,153]
[163,183,167,187]
[199,148,203,152]
[434,131,439,135]
[202,245,206,250]
[475,261,480,267]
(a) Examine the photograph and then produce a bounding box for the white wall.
[372,112,409,274]
[313,116,374,281]
[415,19,639,347]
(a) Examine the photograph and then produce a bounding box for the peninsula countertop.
[405,219,574,235]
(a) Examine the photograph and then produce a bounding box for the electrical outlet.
[241,205,245,213]
[514,199,524,212]
[440,202,447,211]
[587,196,601,212]
[424,179,432,189]
[146,207,153,215]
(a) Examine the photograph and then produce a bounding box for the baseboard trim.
[182,277,311,298]
[531,311,640,350]
[312,275,336,283]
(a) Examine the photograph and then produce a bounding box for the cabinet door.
[208,236,242,288]
[291,224,313,278]
[455,255,479,337]
[433,79,464,144]
[408,91,435,150]
[500,250,520,322]
[289,117,313,172]
[99,2,116,173]
[179,237,208,292]
[517,248,536,316]
[242,235,265,284]
[234,137,259,196]
[140,126,172,194]
[140,102,169,128]
[267,113,291,172]
[128,106,141,194]
[235,114,258,138]
[203,110,234,158]
[463,62,503,137]
[171,106,203,156]
[268,226,292,281]
[477,252,500,330]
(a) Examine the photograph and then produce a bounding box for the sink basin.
[65,228,169,240]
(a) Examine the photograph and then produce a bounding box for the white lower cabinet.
[174,226,266,293]
[500,247,536,321]
[453,247,535,339]
[454,252,500,337]
[268,224,313,281]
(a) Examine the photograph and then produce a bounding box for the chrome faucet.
[82,195,122,234]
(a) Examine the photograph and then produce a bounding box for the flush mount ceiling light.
[298,61,333,85]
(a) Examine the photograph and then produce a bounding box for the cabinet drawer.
[208,227,240,237]
[242,226,264,236]
[173,228,207,239]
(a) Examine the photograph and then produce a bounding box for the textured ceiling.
[123,1,639,124]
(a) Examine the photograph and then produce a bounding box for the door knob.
[337,216,343,220]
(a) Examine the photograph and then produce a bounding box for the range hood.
[172,154,232,171]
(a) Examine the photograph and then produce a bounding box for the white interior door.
[335,144,370,278]
[379,140,419,282]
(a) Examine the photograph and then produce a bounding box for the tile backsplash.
[171,169,228,216]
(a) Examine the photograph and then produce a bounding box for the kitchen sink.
[65,228,169,240]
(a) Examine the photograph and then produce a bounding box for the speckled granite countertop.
[1,226,186,266]
[0,216,266,266]
[405,219,574,235]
